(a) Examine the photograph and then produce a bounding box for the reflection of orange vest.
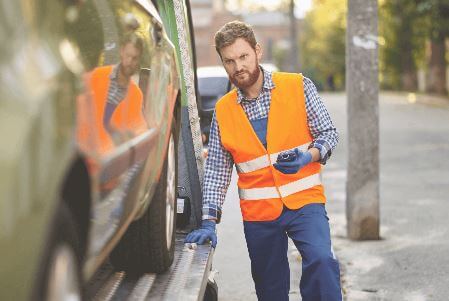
[77,65,145,155]
[215,72,325,222]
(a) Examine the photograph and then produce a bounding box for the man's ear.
[255,43,263,60]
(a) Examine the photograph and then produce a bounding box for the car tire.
[110,118,178,273]
[34,203,83,301]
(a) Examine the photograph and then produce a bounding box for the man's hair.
[121,32,144,54]
[214,21,257,55]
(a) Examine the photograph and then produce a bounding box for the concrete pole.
[346,0,380,240]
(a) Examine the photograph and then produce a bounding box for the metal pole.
[346,0,380,240]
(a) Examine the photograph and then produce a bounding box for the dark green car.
[0,1,181,300]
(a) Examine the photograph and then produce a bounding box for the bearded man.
[186,21,342,301]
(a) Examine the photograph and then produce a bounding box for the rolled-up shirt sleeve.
[202,110,234,222]
[303,76,339,164]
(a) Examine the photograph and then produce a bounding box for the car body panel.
[0,2,79,300]
[0,0,180,299]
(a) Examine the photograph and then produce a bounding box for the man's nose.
[235,60,244,72]
[125,56,133,64]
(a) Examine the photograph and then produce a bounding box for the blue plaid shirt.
[203,67,339,221]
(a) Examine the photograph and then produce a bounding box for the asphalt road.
[213,92,449,301]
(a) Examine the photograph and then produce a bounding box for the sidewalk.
[381,91,449,109]
[322,92,449,301]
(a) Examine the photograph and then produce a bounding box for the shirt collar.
[237,65,275,104]
[110,63,121,81]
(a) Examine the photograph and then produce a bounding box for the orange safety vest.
[77,65,145,156]
[215,72,326,222]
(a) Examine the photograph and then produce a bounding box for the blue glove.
[185,220,217,248]
[273,148,312,174]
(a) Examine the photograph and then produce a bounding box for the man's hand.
[185,220,217,248]
[273,148,312,174]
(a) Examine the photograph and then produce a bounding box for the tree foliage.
[379,0,427,90]
[299,0,347,90]
[299,0,449,94]
[418,0,449,94]
[380,0,449,93]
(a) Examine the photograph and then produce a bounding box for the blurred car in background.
[197,66,232,146]
[0,1,180,300]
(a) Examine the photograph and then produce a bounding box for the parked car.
[197,66,232,145]
[0,1,180,300]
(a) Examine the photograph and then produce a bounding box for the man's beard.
[120,64,136,78]
[229,63,261,90]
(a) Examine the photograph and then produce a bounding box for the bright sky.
[294,0,313,18]
[226,0,313,18]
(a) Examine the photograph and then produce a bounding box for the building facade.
[191,0,297,69]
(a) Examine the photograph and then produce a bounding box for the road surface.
[213,92,449,301]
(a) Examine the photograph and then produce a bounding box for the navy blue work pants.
[243,203,342,301]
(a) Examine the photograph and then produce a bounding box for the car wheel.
[34,204,83,301]
[110,118,178,273]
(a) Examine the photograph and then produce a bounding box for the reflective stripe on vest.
[238,173,321,200]
[235,142,310,173]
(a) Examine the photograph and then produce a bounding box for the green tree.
[418,0,449,94]
[379,0,427,91]
[380,0,449,94]
[300,0,347,90]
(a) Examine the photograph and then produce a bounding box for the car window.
[198,77,229,96]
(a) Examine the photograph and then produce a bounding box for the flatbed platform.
[86,234,215,301]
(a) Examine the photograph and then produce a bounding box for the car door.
[120,0,179,210]
[68,0,142,257]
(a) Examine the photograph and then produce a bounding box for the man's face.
[120,42,141,78]
[219,38,262,90]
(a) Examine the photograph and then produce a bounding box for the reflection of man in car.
[102,33,146,143]
[74,33,148,194]
[79,33,146,155]
[77,33,148,158]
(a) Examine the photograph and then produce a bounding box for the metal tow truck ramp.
[87,236,215,301]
